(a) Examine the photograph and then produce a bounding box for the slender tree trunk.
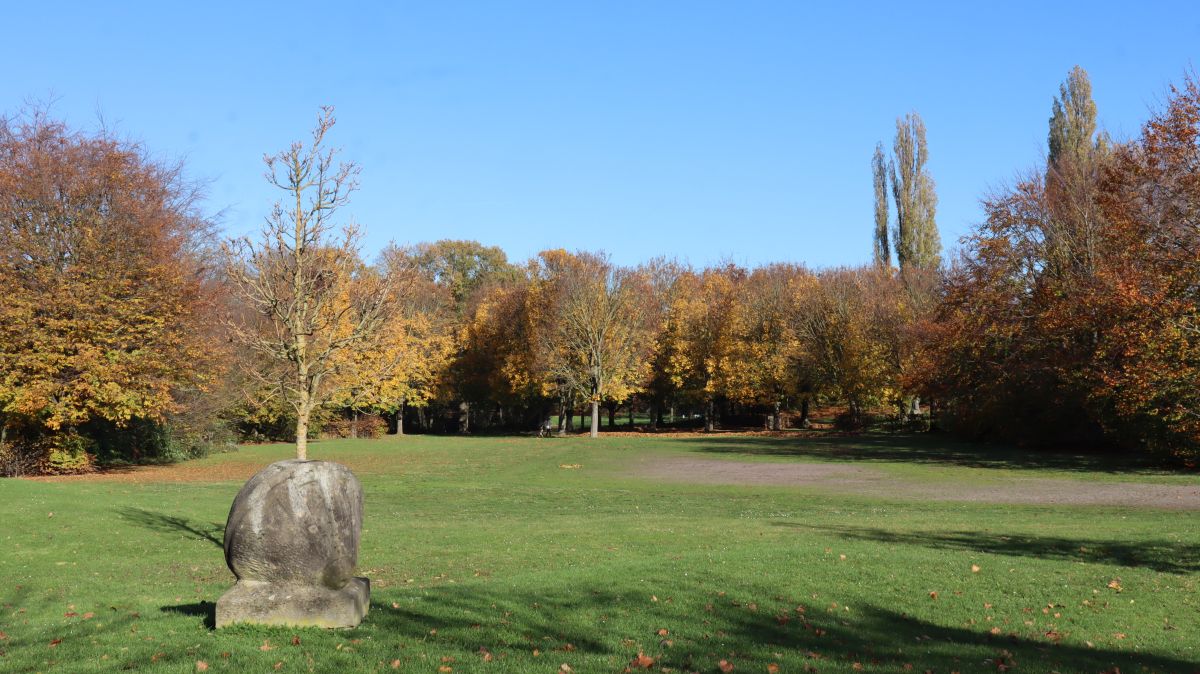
[417,406,426,432]
[607,405,616,429]
[296,410,310,461]
[628,404,635,427]
[704,397,715,432]
[566,409,574,434]
[799,397,811,428]
[557,399,568,436]
[669,405,675,424]
[397,402,406,436]
[909,396,921,418]
[351,408,359,438]
[590,400,600,438]
[459,401,470,434]
[772,400,782,431]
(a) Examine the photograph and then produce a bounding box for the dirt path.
[638,456,1200,509]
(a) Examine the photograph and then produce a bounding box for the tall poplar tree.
[890,112,940,272]
[1048,65,1099,170]
[871,142,891,268]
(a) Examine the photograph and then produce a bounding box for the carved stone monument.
[216,460,370,628]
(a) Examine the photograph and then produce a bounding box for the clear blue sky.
[3,1,1197,269]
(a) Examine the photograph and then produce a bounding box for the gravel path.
[639,456,1200,509]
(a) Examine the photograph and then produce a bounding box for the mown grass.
[0,433,1197,673]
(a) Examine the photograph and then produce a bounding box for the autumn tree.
[890,112,940,272]
[668,265,745,431]
[725,264,809,430]
[793,268,897,426]
[225,107,392,460]
[329,246,455,435]
[533,251,655,438]
[0,112,221,473]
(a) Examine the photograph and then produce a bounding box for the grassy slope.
[0,434,1197,673]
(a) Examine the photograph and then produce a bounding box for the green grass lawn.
[1,433,1197,673]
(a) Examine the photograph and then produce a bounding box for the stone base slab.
[216,577,370,628]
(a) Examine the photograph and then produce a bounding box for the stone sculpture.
[216,459,370,628]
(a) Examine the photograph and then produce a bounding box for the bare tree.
[225,107,392,460]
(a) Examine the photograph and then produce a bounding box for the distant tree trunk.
[799,397,811,428]
[772,400,782,431]
[704,397,715,432]
[416,406,426,432]
[909,396,921,418]
[669,405,675,424]
[607,404,616,429]
[590,400,600,438]
[566,408,574,434]
[397,401,406,436]
[350,408,359,438]
[628,404,635,427]
[459,401,470,433]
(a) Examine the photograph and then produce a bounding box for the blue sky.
[3,1,1197,269]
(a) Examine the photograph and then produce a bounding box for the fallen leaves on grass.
[971,564,981,573]
[196,662,208,672]
[260,640,274,651]
[718,659,735,673]
[1107,579,1123,592]
[49,638,62,647]
[559,464,582,469]
[479,647,494,662]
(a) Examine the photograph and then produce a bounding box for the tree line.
[2,67,1198,474]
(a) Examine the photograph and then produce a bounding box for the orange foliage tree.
[0,113,221,473]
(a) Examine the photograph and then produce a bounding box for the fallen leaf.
[390,659,401,669]
[1107,579,1123,592]
[630,651,655,669]
[273,662,282,671]
[929,591,938,600]
[1113,632,1126,640]
[767,664,781,673]
[438,667,452,673]
[657,628,669,636]
[291,636,301,646]
[392,602,400,609]
[559,664,573,673]
[479,647,494,662]
[196,662,209,672]
[971,564,981,573]
[64,612,78,617]
[719,659,735,673]
[532,649,541,657]
[82,612,94,620]
[260,640,273,651]
[990,627,1002,635]
[49,638,62,647]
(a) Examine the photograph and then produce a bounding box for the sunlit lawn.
[0,433,1196,673]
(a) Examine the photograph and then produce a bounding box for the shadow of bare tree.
[116,507,224,547]
[777,522,1200,575]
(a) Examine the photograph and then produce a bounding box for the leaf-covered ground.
[1,433,1197,673]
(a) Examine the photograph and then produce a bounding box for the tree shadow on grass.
[676,431,1187,474]
[116,507,224,547]
[356,583,1197,673]
[778,522,1200,574]
[160,601,216,629]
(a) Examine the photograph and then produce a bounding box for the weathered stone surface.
[216,459,370,628]
[216,577,370,629]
